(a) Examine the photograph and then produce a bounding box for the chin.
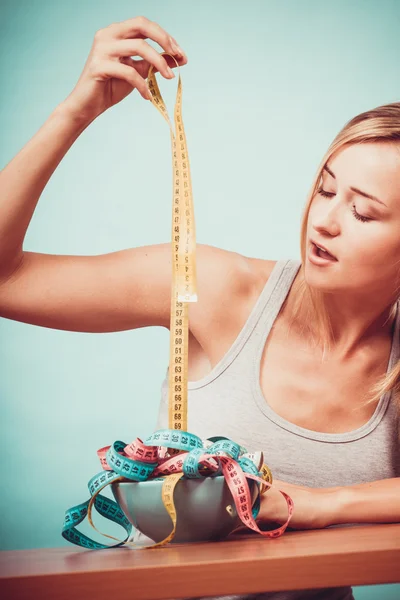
[303,263,342,293]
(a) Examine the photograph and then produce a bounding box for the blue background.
[0,0,399,597]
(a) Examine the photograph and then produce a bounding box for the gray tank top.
[136,259,400,600]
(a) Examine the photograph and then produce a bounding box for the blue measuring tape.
[61,430,266,549]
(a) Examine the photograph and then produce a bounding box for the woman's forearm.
[330,477,400,525]
[0,101,93,277]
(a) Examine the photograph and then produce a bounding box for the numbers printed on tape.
[147,56,197,434]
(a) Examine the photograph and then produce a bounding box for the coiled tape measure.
[62,55,294,550]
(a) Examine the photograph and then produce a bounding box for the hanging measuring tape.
[61,55,295,550]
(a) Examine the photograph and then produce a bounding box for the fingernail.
[170,37,185,57]
[167,66,175,78]
[169,37,179,53]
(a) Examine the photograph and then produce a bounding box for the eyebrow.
[323,164,388,207]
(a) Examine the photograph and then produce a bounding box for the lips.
[310,240,337,261]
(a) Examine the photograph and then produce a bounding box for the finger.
[131,53,187,82]
[111,39,175,79]
[100,60,151,100]
[119,56,136,67]
[108,16,186,60]
[162,52,188,70]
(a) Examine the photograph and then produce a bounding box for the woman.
[0,15,399,600]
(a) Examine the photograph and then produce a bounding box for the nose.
[311,196,341,237]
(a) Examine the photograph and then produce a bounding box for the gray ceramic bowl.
[111,475,258,544]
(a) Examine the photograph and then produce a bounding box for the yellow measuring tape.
[147,54,196,435]
[145,54,198,546]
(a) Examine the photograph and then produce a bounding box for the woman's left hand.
[258,479,337,530]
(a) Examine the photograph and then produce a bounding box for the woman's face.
[305,141,400,299]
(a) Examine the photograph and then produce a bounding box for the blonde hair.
[288,101,400,436]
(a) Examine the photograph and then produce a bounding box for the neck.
[320,293,397,359]
[287,274,398,360]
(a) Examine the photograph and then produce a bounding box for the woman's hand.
[258,479,337,530]
[63,15,187,122]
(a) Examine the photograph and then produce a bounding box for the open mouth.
[310,242,338,262]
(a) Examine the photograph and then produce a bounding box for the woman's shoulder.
[236,255,279,321]
[245,255,278,282]
[241,255,302,324]
[241,255,279,302]
[189,248,277,349]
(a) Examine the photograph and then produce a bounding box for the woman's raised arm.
[0,16,186,279]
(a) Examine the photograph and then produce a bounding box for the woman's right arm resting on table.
[0,16,255,337]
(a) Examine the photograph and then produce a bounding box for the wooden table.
[1,524,400,600]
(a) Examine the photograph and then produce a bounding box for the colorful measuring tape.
[62,55,294,550]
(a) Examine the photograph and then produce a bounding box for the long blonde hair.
[288,101,400,434]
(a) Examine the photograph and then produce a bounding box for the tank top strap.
[392,298,400,359]
[217,258,302,365]
[244,258,301,353]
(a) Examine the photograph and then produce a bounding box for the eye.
[351,205,372,223]
[316,187,372,223]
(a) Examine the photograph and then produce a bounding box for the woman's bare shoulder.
[189,251,278,362]
[235,256,278,323]
[243,255,278,289]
